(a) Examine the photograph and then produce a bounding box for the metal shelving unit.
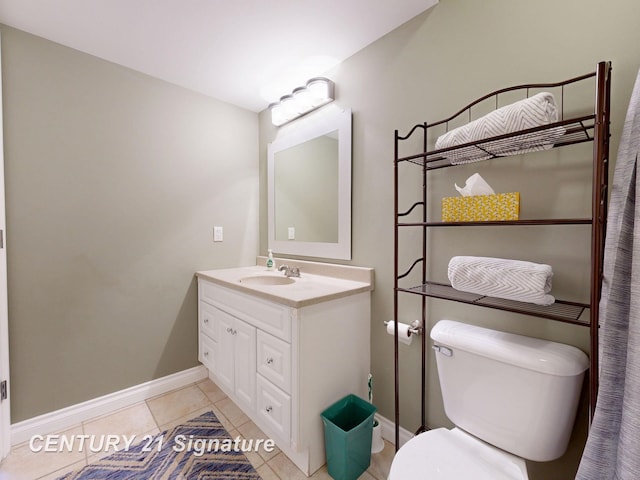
[392,61,612,449]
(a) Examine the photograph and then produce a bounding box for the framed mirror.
[267,107,351,259]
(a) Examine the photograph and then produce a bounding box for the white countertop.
[196,258,374,308]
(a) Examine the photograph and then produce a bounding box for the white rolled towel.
[448,256,555,306]
[435,92,565,164]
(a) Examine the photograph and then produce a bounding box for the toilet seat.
[388,427,528,480]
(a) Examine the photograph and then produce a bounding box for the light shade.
[306,77,334,107]
[268,102,286,127]
[292,86,313,111]
[269,77,335,126]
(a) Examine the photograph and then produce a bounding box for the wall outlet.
[288,227,295,240]
[213,226,223,242]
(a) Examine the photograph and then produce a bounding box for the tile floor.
[0,378,395,480]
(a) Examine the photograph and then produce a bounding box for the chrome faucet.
[278,265,301,278]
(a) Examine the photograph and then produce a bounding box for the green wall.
[4,1,640,478]
[259,0,640,478]
[2,25,259,422]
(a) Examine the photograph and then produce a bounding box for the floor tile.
[213,397,250,428]
[309,465,334,479]
[83,402,158,444]
[209,403,235,433]
[38,460,86,480]
[0,425,86,480]
[83,402,160,464]
[227,427,266,472]
[235,420,280,463]
[0,380,398,480]
[267,452,309,480]
[256,463,279,480]
[146,384,212,426]
[156,404,217,433]
[367,440,395,480]
[197,378,228,403]
[357,471,378,480]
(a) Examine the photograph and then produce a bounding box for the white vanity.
[196,257,373,476]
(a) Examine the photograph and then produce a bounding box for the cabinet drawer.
[257,375,291,441]
[199,280,292,341]
[257,330,291,393]
[199,301,218,340]
[199,333,216,371]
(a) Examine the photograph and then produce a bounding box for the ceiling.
[0,0,438,112]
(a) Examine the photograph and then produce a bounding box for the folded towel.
[448,256,555,306]
[435,92,566,164]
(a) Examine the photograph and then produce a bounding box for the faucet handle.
[277,265,301,277]
[289,267,301,277]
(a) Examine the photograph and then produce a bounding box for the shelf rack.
[392,61,612,450]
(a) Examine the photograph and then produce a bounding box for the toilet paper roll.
[386,321,413,346]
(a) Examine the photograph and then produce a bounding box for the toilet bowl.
[388,320,588,479]
[388,427,528,480]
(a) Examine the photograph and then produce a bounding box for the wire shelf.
[398,116,595,169]
[398,282,588,325]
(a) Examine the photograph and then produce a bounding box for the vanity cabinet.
[196,269,371,476]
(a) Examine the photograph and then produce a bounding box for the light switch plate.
[213,226,223,242]
[288,227,295,240]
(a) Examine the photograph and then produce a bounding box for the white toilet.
[389,320,589,480]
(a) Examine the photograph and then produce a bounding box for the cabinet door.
[234,319,257,412]
[215,311,235,394]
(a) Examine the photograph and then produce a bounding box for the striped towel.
[448,256,555,306]
[435,92,566,164]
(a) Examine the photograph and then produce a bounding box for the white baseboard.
[375,413,414,448]
[11,365,208,446]
[11,366,414,452]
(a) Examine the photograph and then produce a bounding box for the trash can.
[321,394,377,480]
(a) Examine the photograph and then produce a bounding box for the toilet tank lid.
[431,320,589,376]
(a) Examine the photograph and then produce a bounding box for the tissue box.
[441,192,520,222]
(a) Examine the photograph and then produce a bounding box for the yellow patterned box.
[441,192,520,222]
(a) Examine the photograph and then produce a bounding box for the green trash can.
[321,394,377,480]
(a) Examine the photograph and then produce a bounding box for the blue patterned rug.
[57,411,262,479]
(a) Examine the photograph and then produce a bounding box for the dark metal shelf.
[398,218,593,227]
[398,116,595,170]
[392,62,611,443]
[398,282,589,325]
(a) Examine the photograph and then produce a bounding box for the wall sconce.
[269,77,335,126]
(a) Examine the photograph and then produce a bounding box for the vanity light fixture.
[269,77,335,126]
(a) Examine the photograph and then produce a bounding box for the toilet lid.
[388,428,528,480]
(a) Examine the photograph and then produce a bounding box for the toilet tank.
[431,320,588,462]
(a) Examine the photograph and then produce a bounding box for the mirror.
[268,107,351,259]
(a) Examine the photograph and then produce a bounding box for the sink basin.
[239,274,295,286]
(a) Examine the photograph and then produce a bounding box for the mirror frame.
[267,107,352,260]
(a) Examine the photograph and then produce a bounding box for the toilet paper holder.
[384,319,423,336]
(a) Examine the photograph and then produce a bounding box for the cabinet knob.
[204,351,209,357]
[266,357,274,365]
[266,406,273,413]
[204,318,209,324]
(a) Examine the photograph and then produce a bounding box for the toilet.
[389,320,589,480]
